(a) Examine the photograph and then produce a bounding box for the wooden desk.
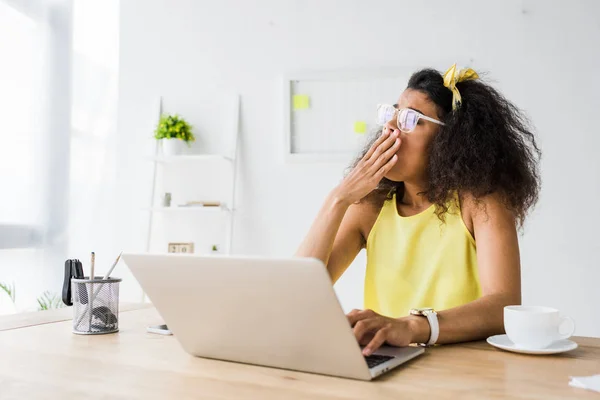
[0,307,598,399]
[0,302,153,332]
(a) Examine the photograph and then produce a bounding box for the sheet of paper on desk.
[569,375,600,392]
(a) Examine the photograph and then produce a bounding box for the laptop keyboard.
[364,354,394,369]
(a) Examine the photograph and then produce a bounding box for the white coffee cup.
[504,305,575,349]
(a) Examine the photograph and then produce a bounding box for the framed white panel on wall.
[282,68,415,163]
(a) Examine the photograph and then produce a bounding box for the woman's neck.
[400,181,430,209]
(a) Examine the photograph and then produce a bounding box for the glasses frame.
[377,104,446,133]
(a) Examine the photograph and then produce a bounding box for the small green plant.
[0,281,15,303]
[37,291,65,311]
[154,114,195,143]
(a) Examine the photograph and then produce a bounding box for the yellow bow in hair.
[443,63,479,110]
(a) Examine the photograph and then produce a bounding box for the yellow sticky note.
[354,121,367,134]
[293,95,310,110]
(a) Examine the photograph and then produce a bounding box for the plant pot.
[160,138,187,156]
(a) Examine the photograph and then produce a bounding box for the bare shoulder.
[460,192,517,233]
[345,200,384,246]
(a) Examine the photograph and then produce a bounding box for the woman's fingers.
[363,326,391,356]
[367,131,398,164]
[364,129,398,164]
[353,318,386,343]
[375,154,398,178]
[368,138,401,175]
[340,130,399,204]
[363,129,391,161]
[346,309,404,356]
[347,309,376,326]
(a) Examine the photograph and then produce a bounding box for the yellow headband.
[443,63,479,110]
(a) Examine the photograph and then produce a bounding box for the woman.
[296,64,540,356]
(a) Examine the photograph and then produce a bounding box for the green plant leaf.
[0,281,16,303]
[36,290,65,311]
[154,113,196,142]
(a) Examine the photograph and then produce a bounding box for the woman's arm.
[349,193,521,354]
[295,193,361,282]
[417,193,521,343]
[296,129,401,282]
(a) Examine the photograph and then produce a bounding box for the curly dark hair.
[352,68,541,226]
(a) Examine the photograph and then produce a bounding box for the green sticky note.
[293,94,310,110]
[354,121,367,134]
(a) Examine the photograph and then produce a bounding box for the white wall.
[117,0,600,336]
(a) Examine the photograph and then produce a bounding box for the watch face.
[410,307,434,315]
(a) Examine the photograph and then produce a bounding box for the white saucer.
[486,334,578,355]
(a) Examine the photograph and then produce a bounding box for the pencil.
[90,252,95,280]
[102,251,122,279]
[89,252,95,331]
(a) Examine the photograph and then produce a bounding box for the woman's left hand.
[346,309,414,356]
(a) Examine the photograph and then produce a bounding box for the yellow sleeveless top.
[365,193,481,317]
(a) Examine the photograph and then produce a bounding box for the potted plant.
[154,114,195,156]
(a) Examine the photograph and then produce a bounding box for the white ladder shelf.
[144,94,240,256]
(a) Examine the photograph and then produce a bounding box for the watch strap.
[424,311,439,346]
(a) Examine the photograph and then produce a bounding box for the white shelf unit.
[144,94,240,256]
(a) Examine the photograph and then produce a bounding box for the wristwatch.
[409,307,439,347]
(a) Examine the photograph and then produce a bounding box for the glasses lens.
[398,109,419,132]
[376,104,396,125]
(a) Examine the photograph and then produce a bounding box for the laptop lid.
[123,253,373,380]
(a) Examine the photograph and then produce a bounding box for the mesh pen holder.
[71,277,121,335]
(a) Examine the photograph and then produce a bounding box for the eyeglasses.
[376,104,445,133]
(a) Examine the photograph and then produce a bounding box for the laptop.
[122,253,424,380]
